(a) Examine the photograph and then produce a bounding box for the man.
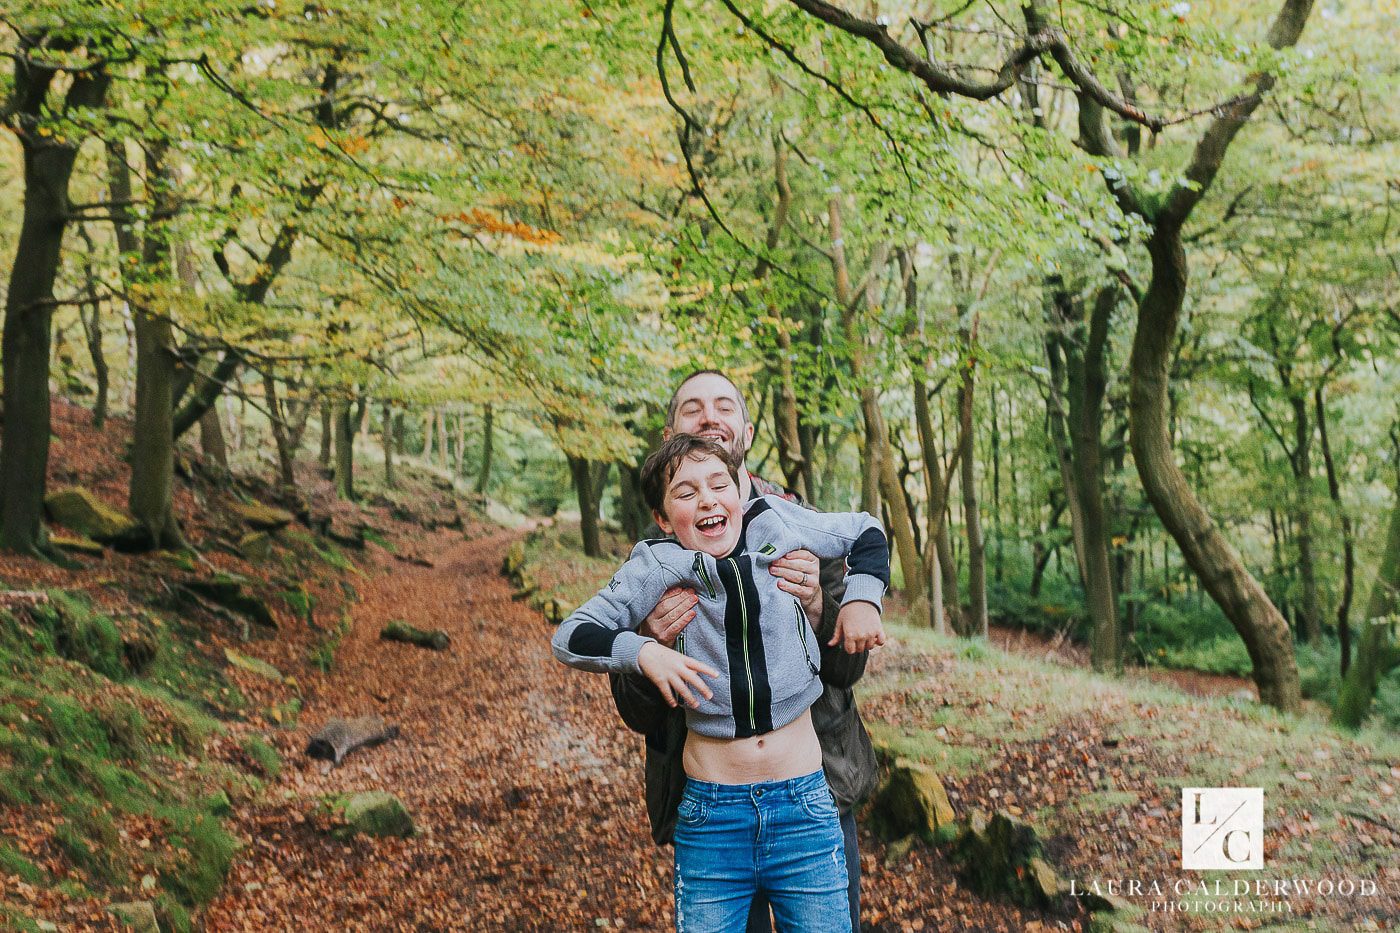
[610,369,879,932]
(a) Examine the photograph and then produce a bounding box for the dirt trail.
[204,527,673,931]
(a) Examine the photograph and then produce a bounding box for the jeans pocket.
[676,794,709,829]
[797,786,838,822]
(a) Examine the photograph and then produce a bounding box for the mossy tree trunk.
[568,454,602,558]
[334,399,355,501]
[476,403,493,494]
[382,401,396,488]
[0,43,111,555]
[109,136,184,550]
[1333,474,1400,729]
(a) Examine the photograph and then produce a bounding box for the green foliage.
[239,735,282,780]
[308,612,352,674]
[1133,603,1253,677]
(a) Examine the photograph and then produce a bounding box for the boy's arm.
[552,544,669,674]
[760,495,890,610]
[816,575,868,688]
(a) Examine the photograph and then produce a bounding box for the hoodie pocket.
[794,600,819,675]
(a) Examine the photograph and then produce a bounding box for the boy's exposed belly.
[682,707,823,784]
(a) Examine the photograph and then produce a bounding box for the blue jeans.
[745,810,860,932]
[673,770,852,933]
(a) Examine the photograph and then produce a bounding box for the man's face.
[654,453,743,558]
[666,373,754,465]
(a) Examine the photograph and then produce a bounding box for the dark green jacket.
[608,475,879,845]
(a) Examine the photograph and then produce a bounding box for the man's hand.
[771,549,822,626]
[829,601,885,654]
[638,642,717,709]
[640,586,698,646]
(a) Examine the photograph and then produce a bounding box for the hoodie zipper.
[692,553,717,599]
[727,556,756,732]
[795,600,818,675]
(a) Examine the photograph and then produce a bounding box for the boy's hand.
[829,601,885,654]
[640,586,698,646]
[638,642,717,709]
[771,549,822,626]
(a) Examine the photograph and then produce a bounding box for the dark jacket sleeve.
[610,518,674,736]
[815,555,867,689]
[610,670,671,737]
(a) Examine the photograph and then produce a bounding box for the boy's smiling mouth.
[696,514,729,536]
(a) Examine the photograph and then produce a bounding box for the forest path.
[203,526,673,931]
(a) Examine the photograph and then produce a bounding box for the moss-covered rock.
[43,487,141,545]
[503,540,526,577]
[238,531,273,562]
[867,756,956,843]
[332,791,414,839]
[228,500,293,531]
[380,620,449,651]
[182,575,277,629]
[107,901,159,932]
[949,809,1062,909]
[541,598,575,626]
[50,534,104,556]
[223,648,284,683]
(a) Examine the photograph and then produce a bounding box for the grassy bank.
[0,591,252,931]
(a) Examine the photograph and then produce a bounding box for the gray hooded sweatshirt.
[551,494,888,739]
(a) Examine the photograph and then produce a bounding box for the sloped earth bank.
[203,527,1074,931]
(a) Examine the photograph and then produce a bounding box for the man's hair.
[665,368,751,429]
[641,434,742,516]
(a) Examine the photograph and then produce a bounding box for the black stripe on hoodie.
[716,554,774,738]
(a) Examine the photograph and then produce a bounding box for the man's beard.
[723,434,750,468]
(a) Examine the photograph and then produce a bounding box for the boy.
[552,434,888,931]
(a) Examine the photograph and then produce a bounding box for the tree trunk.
[772,334,811,502]
[319,402,333,467]
[477,403,494,494]
[1332,475,1400,729]
[957,341,988,637]
[568,454,602,558]
[1130,221,1301,711]
[420,410,435,461]
[902,247,959,631]
[990,382,1003,585]
[382,401,396,488]
[0,60,111,554]
[264,371,297,491]
[1315,386,1354,674]
[1043,290,1089,587]
[1054,284,1121,671]
[110,138,182,550]
[436,409,450,469]
[334,399,355,501]
[200,407,229,471]
[77,231,110,430]
[952,250,988,638]
[1289,394,1322,643]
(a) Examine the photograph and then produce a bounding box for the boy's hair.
[641,434,742,516]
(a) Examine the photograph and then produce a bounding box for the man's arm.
[610,670,672,735]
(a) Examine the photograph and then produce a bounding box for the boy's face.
[654,453,743,558]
